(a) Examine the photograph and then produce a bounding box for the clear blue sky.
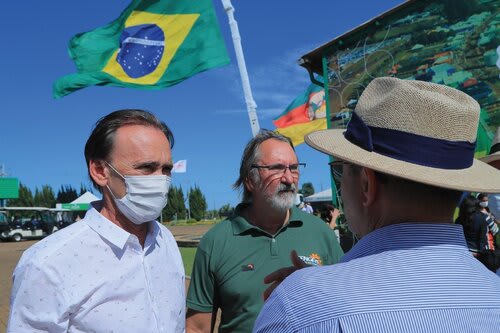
[0,0,402,209]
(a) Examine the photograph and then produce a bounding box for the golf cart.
[0,207,59,242]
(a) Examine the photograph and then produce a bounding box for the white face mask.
[106,162,171,225]
[479,201,488,208]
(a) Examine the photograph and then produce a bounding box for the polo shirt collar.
[341,222,468,264]
[85,201,157,250]
[231,204,303,235]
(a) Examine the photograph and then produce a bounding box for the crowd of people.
[6,77,500,332]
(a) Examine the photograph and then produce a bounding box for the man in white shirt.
[7,109,185,333]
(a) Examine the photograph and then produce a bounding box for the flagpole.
[221,0,260,137]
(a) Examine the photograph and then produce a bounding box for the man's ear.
[359,167,378,208]
[89,160,109,188]
[244,175,255,193]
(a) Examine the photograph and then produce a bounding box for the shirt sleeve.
[8,257,69,332]
[186,245,216,313]
[486,214,499,236]
[252,287,293,333]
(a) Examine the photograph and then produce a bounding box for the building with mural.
[299,0,499,156]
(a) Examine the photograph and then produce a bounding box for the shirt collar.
[341,222,468,263]
[231,204,303,235]
[144,221,161,250]
[85,201,158,250]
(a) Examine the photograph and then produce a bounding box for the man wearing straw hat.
[253,77,500,332]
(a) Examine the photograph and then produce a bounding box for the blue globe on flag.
[116,24,165,78]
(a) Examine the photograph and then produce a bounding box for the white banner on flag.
[172,160,187,173]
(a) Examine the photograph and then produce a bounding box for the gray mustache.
[277,183,297,193]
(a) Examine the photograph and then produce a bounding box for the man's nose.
[281,168,295,183]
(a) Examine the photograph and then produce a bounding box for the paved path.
[0,224,212,333]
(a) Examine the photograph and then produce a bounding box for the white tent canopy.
[304,188,333,203]
[57,191,101,211]
[71,191,100,204]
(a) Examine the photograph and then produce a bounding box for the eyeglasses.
[251,163,306,177]
[329,160,350,182]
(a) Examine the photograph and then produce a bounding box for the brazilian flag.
[53,0,229,98]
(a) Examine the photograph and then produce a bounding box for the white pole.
[221,0,260,137]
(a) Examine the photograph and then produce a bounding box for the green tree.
[219,204,234,218]
[7,183,34,207]
[301,182,315,197]
[79,183,92,196]
[57,185,78,203]
[205,209,218,219]
[162,185,186,221]
[189,185,207,221]
[34,185,56,208]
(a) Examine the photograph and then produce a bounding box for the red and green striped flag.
[53,0,229,98]
[274,83,327,146]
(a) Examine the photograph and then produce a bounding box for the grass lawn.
[180,247,197,276]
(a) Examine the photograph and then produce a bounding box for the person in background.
[8,109,185,333]
[304,202,314,214]
[480,127,500,276]
[186,129,343,333]
[254,77,500,332]
[477,193,499,239]
[455,195,489,256]
[320,204,341,242]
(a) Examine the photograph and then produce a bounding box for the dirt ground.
[0,224,212,333]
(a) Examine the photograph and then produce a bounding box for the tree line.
[4,182,232,223]
[6,182,317,222]
[7,184,91,208]
[162,185,234,222]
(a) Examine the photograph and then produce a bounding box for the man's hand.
[263,250,307,301]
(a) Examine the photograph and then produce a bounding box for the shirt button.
[272,239,276,242]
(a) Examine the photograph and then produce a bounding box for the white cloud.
[216,43,320,117]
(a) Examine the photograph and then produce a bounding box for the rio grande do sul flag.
[53,0,229,98]
[274,83,327,146]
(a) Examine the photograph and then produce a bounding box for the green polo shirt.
[187,205,344,333]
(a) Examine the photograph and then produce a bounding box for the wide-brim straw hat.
[305,77,500,193]
[479,127,500,164]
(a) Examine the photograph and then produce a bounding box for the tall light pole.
[221,0,260,137]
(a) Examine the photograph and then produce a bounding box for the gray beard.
[264,183,297,213]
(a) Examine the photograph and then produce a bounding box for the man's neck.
[242,202,290,235]
[99,199,148,248]
[365,200,455,237]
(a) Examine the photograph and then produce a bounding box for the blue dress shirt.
[253,223,500,333]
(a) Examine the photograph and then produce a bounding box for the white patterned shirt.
[8,203,185,333]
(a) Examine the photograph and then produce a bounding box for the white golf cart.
[0,207,62,242]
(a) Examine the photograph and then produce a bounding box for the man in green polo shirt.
[186,130,344,333]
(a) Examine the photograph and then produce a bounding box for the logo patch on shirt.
[241,263,254,271]
[299,253,323,266]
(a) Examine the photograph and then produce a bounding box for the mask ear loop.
[104,161,126,200]
[106,185,119,202]
[104,161,125,180]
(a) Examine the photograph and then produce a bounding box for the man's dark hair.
[84,109,174,190]
[233,129,295,203]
